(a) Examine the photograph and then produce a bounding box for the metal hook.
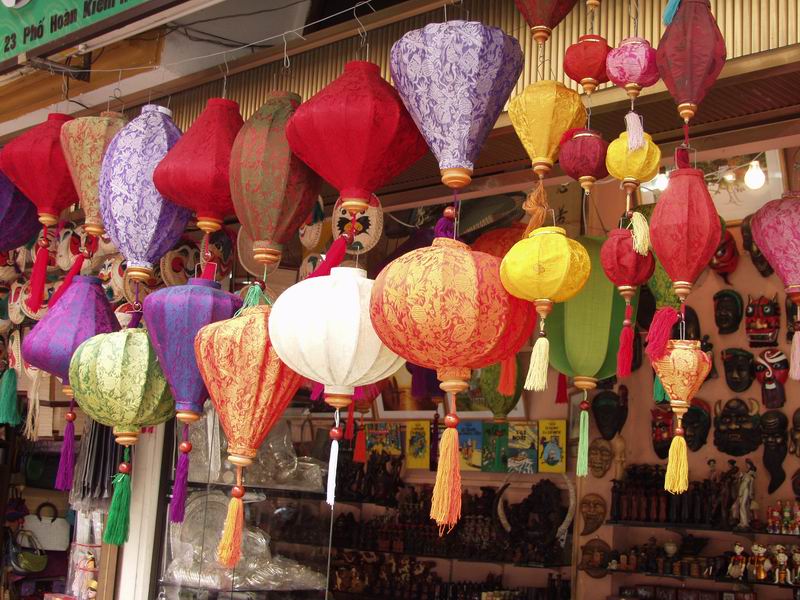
[353,2,374,60]
[220,53,229,99]
[283,33,290,69]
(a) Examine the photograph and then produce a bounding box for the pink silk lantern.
[605,37,660,98]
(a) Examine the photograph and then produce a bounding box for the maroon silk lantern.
[286,61,427,218]
[154,99,244,235]
[0,114,79,314]
[656,0,726,123]
[514,0,579,44]
[559,129,608,193]
[564,34,611,94]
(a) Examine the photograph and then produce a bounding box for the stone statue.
[732,459,756,529]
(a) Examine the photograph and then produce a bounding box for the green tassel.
[103,448,132,545]
[235,284,269,315]
[576,409,589,477]
[0,369,21,426]
[653,375,669,404]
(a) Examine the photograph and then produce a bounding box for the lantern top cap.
[345,61,380,75]
[142,104,172,117]
[73,275,102,286]
[665,338,702,351]
[573,129,602,140]
[207,97,239,110]
[607,228,632,239]
[330,266,368,279]
[187,277,222,289]
[47,113,72,123]
[668,167,704,179]
[527,226,566,240]
[578,34,607,42]
[619,36,651,46]
[431,237,469,251]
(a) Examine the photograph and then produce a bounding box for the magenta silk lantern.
[605,37,660,98]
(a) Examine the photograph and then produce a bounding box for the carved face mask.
[745,294,780,347]
[761,409,788,494]
[722,348,755,392]
[713,398,762,457]
[591,386,628,441]
[792,468,800,499]
[588,438,612,478]
[755,349,789,409]
[651,406,674,460]
[710,230,739,284]
[741,214,774,277]
[684,398,711,452]
[714,290,743,335]
[790,409,800,458]
[580,493,607,536]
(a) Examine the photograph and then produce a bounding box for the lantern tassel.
[326,436,339,507]
[525,335,549,392]
[625,112,645,151]
[308,236,347,279]
[26,237,50,314]
[430,413,461,534]
[344,401,355,441]
[617,304,635,378]
[791,325,800,380]
[49,253,85,307]
[663,0,681,25]
[653,375,669,403]
[431,412,440,471]
[523,180,548,235]
[0,369,20,426]
[555,372,568,404]
[664,426,689,494]
[496,355,517,397]
[629,212,650,256]
[169,424,190,523]
[353,422,367,463]
[104,448,132,545]
[24,370,43,441]
[54,404,76,491]
[576,407,590,477]
[217,466,244,568]
[646,307,680,361]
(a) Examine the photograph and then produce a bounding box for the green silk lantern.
[69,329,174,545]
[479,356,525,422]
[548,237,633,477]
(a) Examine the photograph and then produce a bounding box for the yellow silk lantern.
[508,81,586,233]
[500,226,590,391]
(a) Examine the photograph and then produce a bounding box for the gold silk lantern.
[500,226,590,391]
[508,81,586,233]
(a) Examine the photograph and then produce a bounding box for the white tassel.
[625,111,645,151]
[24,371,43,441]
[209,405,221,481]
[524,336,550,392]
[791,332,800,380]
[326,438,339,507]
[629,211,651,256]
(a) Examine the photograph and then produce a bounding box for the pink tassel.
[625,112,645,151]
[555,373,568,404]
[617,304,635,378]
[308,236,347,279]
[26,234,50,314]
[310,381,323,401]
[791,331,800,381]
[49,253,85,307]
[54,406,76,491]
[344,401,355,441]
[646,307,680,361]
[169,424,190,523]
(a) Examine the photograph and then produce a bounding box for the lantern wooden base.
[622,178,640,196]
[176,410,202,425]
[624,83,642,99]
[114,430,139,446]
[340,198,369,216]
[437,367,470,395]
[325,393,353,410]
[573,376,597,391]
[253,247,281,266]
[617,285,636,303]
[227,453,253,468]
[62,385,73,399]
[534,299,553,322]
[678,102,697,123]
[586,0,600,8]
[531,26,552,45]
[197,217,223,234]
[580,78,598,95]
[83,223,105,238]
[492,416,508,424]
[126,266,154,284]
[39,213,58,228]
[672,281,692,302]
[579,176,596,193]
[441,168,472,189]
[532,159,552,179]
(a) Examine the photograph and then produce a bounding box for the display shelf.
[606,520,800,540]
[158,581,325,597]
[183,479,325,501]
[589,567,799,589]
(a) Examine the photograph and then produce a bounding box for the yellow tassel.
[523,180,548,235]
[430,426,461,534]
[524,336,549,392]
[629,211,650,256]
[664,434,688,494]
[217,496,244,567]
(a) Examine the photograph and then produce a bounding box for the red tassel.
[555,373,568,404]
[646,307,680,361]
[308,236,347,279]
[344,400,355,441]
[49,253,85,307]
[26,235,50,313]
[496,355,517,396]
[200,261,217,280]
[353,424,367,463]
[676,144,690,168]
[617,304,635,378]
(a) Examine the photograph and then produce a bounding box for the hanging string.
[453,189,461,239]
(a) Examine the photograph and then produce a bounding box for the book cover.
[538,419,567,473]
[405,420,430,469]
[481,422,509,472]
[364,422,403,456]
[507,421,538,474]
[457,421,483,471]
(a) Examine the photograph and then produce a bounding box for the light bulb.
[744,160,766,190]
[653,171,669,192]
[723,170,736,183]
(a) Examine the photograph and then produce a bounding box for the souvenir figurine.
[714,399,762,457]
[741,214,774,277]
[748,543,771,581]
[755,349,789,408]
[761,410,788,494]
[683,398,711,452]
[591,386,628,441]
[721,348,755,392]
[792,546,800,584]
[782,502,794,534]
[789,409,800,457]
[579,493,607,536]
[709,229,739,284]
[714,290,743,335]
[767,503,782,533]
[651,406,673,460]
[786,297,798,343]
[588,438,612,478]
[727,542,747,580]
[773,545,791,584]
[745,294,780,347]
[610,433,626,481]
[733,459,757,529]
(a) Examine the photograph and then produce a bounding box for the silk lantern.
[143,278,243,522]
[22,276,119,490]
[600,228,655,377]
[371,237,535,531]
[100,105,191,285]
[651,339,711,493]
[0,172,39,253]
[390,21,523,189]
[656,0,726,124]
[195,300,303,567]
[508,81,586,232]
[500,227,590,391]
[513,0,579,44]
[559,129,608,193]
[564,34,611,94]
[0,114,79,314]
[606,37,659,98]
[548,237,627,476]
[471,223,526,258]
[70,329,174,545]
[229,92,322,270]
[751,191,800,379]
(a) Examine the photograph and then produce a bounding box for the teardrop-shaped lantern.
[606,37,660,99]
[559,129,608,193]
[390,21,523,188]
[564,34,611,94]
[230,92,322,269]
[513,0,579,44]
[0,172,39,253]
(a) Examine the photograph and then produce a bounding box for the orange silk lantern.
[471,223,527,258]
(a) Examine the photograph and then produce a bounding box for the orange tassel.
[496,355,517,396]
[522,179,548,235]
[430,419,461,535]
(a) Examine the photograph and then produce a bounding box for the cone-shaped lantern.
[606,37,660,99]
[100,105,191,284]
[390,21,523,189]
[564,34,611,95]
[559,129,608,193]
[0,172,39,253]
[513,0,579,44]
[230,92,322,269]
[286,61,427,217]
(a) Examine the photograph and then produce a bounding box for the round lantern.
[471,222,527,258]
[195,301,303,567]
[100,105,191,285]
[559,129,608,193]
[606,37,660,98]
[70,329,174,544]
[229,92,322,269]
[656,0,726,123]
[286,61,427,216]
[564,34,611,94]
[390,21,524,188]
[0,172,39,253]
[650,339,712,493]
[513,0,579,44]
[605,131,661,197]
[154,98,243,235]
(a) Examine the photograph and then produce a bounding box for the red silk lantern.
[513,0,579,44]
[286,61,427,217]
[559,129,608,193]
[656,0,726,124]
[471,223,527,258]
[564,34,611,94]
[154,99,244,234]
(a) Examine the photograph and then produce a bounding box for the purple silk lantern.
[390,21,523,190]
[143,278,242,522]
[0,171,40,252]
[99,105,191,289]
[21,276,119,490]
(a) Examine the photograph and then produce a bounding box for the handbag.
[23,452,60,489]
[21,503,70,552]
[6,528,47,574]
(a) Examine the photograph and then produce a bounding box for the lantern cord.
[586,92,593,130]
[453,189,461,239]
[588,6,595,35]
[682,123,690,147]
[326,409,341,507]
[628,0,640,37]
